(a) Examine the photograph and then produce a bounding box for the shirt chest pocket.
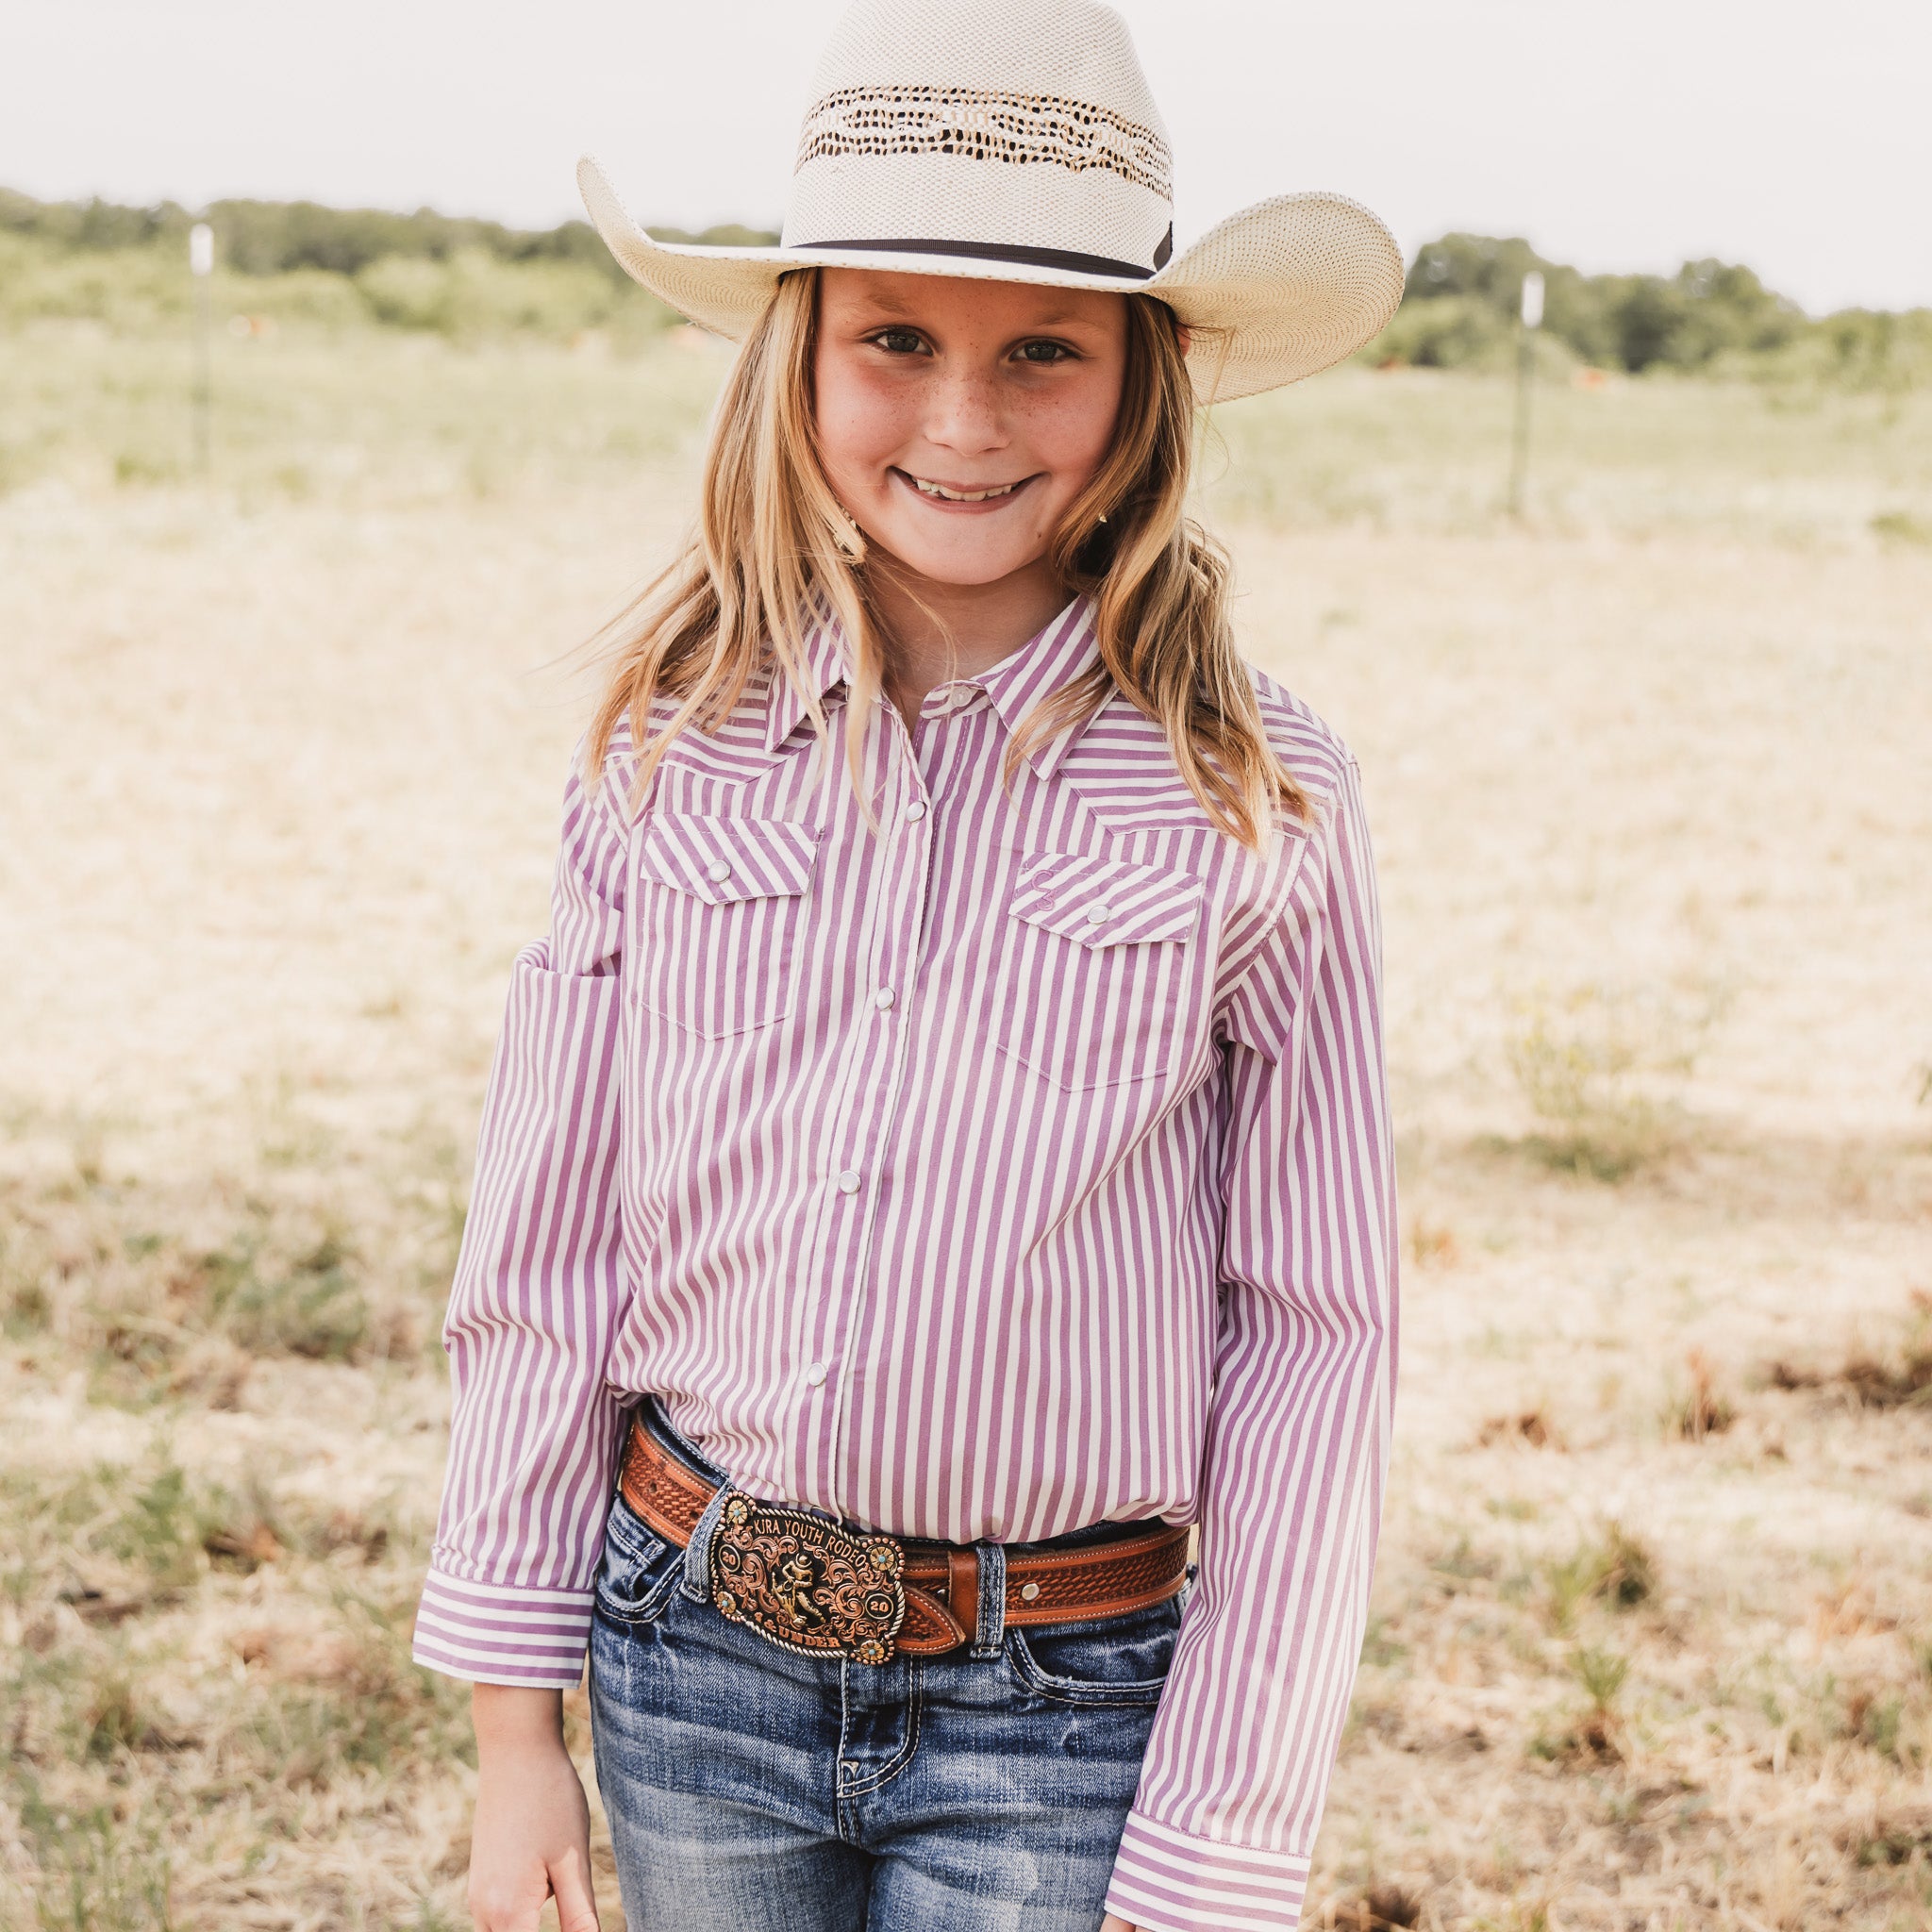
[993,852,1207,1092]
[634,813,820,1038]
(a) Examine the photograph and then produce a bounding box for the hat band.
[799,234,1162,281]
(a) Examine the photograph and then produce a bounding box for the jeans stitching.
[602,1507,665,1568]
[837,1660,924,1799]
[682,1484,732,1601]
[970,1541,1006,1658]
[593,1561,684,1627]
[593,1508,680,1625]
[1004,1625,1172,1707]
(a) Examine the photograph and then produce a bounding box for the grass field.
[2,321,1929,1931]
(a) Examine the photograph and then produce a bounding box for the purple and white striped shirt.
[413,598,1397,1932]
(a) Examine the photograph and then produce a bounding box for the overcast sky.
[9,1,1929,314]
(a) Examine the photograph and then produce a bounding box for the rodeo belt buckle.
[708,1491,908,1665]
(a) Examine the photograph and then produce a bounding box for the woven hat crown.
[782,0,1177,282]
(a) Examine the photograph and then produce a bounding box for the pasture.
[2,321,1929,1929]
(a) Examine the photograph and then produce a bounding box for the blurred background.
[3,6,1929,1930]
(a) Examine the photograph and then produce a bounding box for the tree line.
[2,187,1924,385]
[0,186,774,278]
[1385,232,1922,386]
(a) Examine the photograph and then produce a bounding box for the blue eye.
[871,329,926,355]
[1016,341,1074,364]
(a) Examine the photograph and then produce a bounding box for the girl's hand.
[1101,1917,1141,1931]
[467,1685,602,1932]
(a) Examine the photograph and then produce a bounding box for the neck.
[864,553,1070,725]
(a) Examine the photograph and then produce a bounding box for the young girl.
[413,5,1404,1928]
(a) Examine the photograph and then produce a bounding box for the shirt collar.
[762,612,852,755]
[762,595,1105,779]
[970,596,1104,778]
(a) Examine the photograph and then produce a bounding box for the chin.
[880,532,1044,589]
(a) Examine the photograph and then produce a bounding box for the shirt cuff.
[411,1566,594,1688]
[1106,1812,1313,1932]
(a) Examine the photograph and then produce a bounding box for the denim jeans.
[588,1425,1180,1930]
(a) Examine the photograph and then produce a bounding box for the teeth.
[911,476,1021,503]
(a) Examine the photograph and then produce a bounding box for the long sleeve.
[1106,758,1399,1932]
[411,757,632,1687]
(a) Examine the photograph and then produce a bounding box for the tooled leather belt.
[620,1413,1190,1666]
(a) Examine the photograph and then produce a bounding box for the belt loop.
[682,1484,732,1601]
[971,1542,1007,1657]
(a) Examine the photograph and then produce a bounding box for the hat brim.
[578,156,1404,404]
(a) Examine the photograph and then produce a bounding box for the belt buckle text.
[708,1492,907,1664]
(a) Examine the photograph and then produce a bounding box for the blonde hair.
[586,269,1307,847]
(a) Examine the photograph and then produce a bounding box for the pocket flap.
[640,814,819,905]
[1009,851,1203,947]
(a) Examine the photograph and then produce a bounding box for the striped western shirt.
[413,597,1398,1932]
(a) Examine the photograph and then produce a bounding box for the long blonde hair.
[585,269,1307,846]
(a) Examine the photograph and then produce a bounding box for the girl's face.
[812,268,1129,591]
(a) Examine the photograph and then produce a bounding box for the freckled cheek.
[816,376,921,493]
[1007,387,1117,490]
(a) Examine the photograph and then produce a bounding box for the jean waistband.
[631,1394,1161,1558]
[638,1393,729,1486]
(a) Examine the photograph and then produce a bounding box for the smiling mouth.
[898,471,1033,504]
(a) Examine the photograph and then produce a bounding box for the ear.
[1175,324,1191,357]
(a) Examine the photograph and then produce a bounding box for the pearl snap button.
[1086,904,1110,923]
[905,801,928,824]
[874,988,896,1010]
[1020,1581,1041,1602]
[803,1361,826,1388]
[836,1169,862,1194]
[706,859,731,883]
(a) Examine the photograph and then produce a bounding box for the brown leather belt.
[621,1413,1189,1666]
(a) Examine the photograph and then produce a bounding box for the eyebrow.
[854,288,920,317]
[845,292,1102,331]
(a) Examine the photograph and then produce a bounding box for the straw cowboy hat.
[578,0,1405,404]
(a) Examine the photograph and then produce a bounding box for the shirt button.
[803,1361,826,1388]
[836,1169,862,1194]
[706,859,732,883]
[905,801,928,823]
[1086,904,1110,923]
[874,987,896,1011]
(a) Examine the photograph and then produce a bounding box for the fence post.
[190,221,214,478]
[1507,269,1544,519]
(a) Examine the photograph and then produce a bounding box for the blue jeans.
[588,1456,1180,1928]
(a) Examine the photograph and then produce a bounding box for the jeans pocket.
[1005,1597,1181,1707]
[593,1496,684,1627]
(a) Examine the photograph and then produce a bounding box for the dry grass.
[3,327,1930,1928]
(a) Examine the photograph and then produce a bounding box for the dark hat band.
[799,225,1173,282]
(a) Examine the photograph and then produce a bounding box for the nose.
[923,363,1008,458]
